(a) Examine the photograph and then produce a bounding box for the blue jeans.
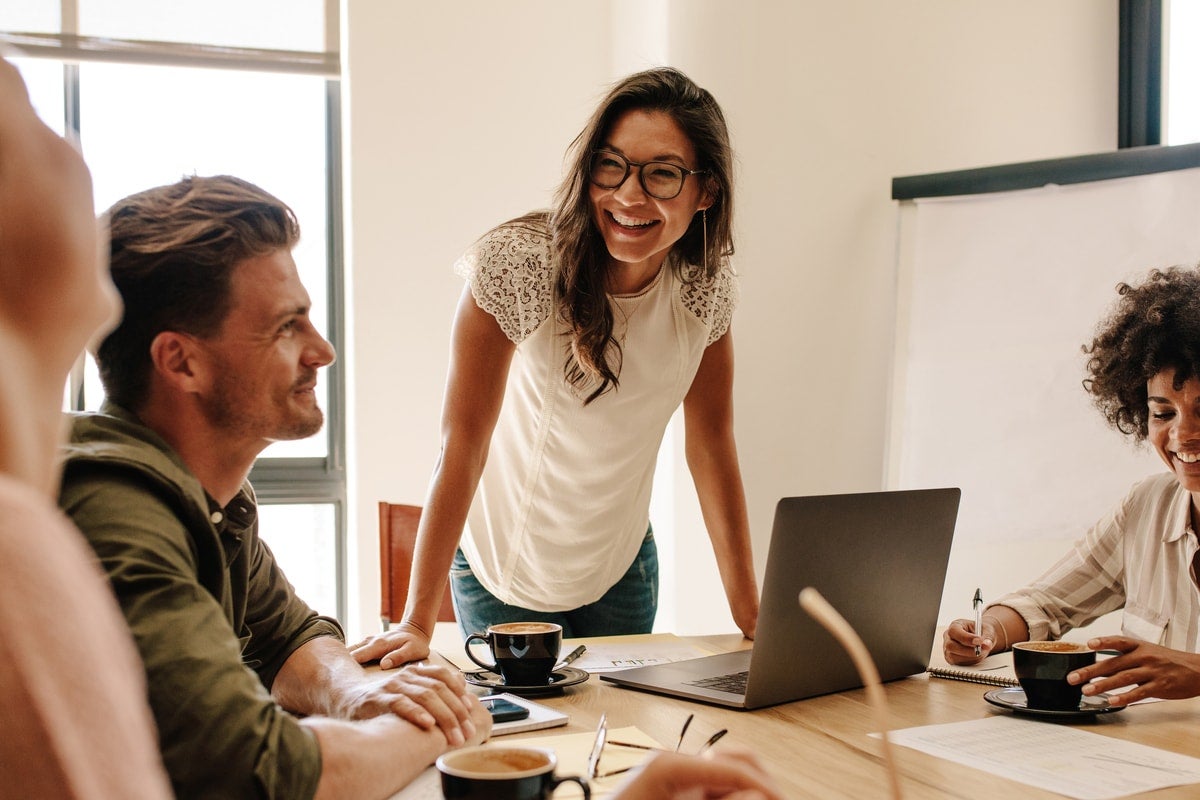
[451,528,658,639]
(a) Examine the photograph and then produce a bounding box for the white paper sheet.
[569,640,719,673]
[883,716,1200,799]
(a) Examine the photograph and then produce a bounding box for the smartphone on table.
[482,696,530,723]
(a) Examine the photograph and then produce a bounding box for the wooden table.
[449,632,1200,800]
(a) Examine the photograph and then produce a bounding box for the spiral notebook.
[926,651,1018,687]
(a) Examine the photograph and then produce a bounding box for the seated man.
[0,52,171,800]
[944,266,1200,706]
[59,174,489,799]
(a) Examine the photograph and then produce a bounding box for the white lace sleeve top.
[452,218,739,610]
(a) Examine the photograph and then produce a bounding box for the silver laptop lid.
[743,488,960,708]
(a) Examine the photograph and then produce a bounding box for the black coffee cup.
[1012,641,1097,711]
[465,622,562,686]
[437,745,590,799]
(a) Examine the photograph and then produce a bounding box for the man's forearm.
[272,636,367,717]
[303,714,445,800]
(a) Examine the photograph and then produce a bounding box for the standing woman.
[354,67,759,667]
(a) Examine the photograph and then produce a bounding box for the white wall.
[342,0,1117,640]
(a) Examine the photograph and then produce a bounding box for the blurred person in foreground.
[0,52,172,799]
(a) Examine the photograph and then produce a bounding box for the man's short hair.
[97,175,300,411]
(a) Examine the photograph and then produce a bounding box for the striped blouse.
[993,472,1200,651]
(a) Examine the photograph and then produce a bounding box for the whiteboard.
[888,166,1200,545]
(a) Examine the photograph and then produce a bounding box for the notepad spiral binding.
[927,666,1019,687]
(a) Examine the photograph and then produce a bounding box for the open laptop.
[599,488,960,709]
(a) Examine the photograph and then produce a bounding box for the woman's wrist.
[982,613,1009,652]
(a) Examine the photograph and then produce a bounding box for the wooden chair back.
[378,502,456,628]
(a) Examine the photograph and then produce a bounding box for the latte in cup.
[437,746,591,799]
[443,747,552,775]
[1012,641,1096,711]
[1020,641,1090,653]
[491,622,560,635]
[464,621,563,686]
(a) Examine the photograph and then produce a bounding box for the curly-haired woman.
[353,67,759,668]
[943,266,1200,705]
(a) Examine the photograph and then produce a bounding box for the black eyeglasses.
[587,713,728,780]
[588,150,707,200]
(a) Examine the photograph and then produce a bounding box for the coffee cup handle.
[550,776,590,799]
[464,633,497,673]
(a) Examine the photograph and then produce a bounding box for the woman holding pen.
[944,266,1200,706]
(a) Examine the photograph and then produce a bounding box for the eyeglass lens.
[589,151,688,199]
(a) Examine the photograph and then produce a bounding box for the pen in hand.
[973,587,983,657]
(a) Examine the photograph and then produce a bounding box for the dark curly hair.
[1083,266,1200,441]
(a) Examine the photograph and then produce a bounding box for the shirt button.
[210,511,224,524]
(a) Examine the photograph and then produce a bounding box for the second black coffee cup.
[1012,640,1096,711]
[465,622,562,685]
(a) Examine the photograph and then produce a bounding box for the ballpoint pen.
[973,587,984,657]
[555,645,586,671]
[587,713,607,780]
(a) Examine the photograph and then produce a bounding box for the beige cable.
[799,587,903,800]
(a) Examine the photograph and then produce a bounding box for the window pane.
[1167,1,1200,145]
[0,1,60,33]
[78,61,331,457]
[258,503,339,620]
[78,0,325,51]
[8,57,64,135]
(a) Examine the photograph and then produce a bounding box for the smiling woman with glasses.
[352,67,760,677]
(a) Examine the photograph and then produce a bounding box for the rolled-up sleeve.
[993,491,1132,641]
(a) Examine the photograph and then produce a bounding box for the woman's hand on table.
[349,621,432,669]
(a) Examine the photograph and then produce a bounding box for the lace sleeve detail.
[453,221,555,344]
[680,264,740,345]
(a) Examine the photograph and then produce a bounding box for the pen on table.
[556,645,586,670]
[973,587,984,657]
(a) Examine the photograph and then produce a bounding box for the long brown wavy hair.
[549,67,735,403]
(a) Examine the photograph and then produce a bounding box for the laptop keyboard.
[685,670,749,695]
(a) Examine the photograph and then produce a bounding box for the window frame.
[1,5,348,622]
[1119,0,1163,148]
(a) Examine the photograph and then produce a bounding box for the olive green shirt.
[59,403,342,800]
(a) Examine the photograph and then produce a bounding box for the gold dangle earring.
[702,209,708,273]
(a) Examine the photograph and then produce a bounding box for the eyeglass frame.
[587,712,728,780]
[587,149,708,200]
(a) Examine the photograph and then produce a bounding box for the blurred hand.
[1069,636,1200,706]
[609,748,784,800]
